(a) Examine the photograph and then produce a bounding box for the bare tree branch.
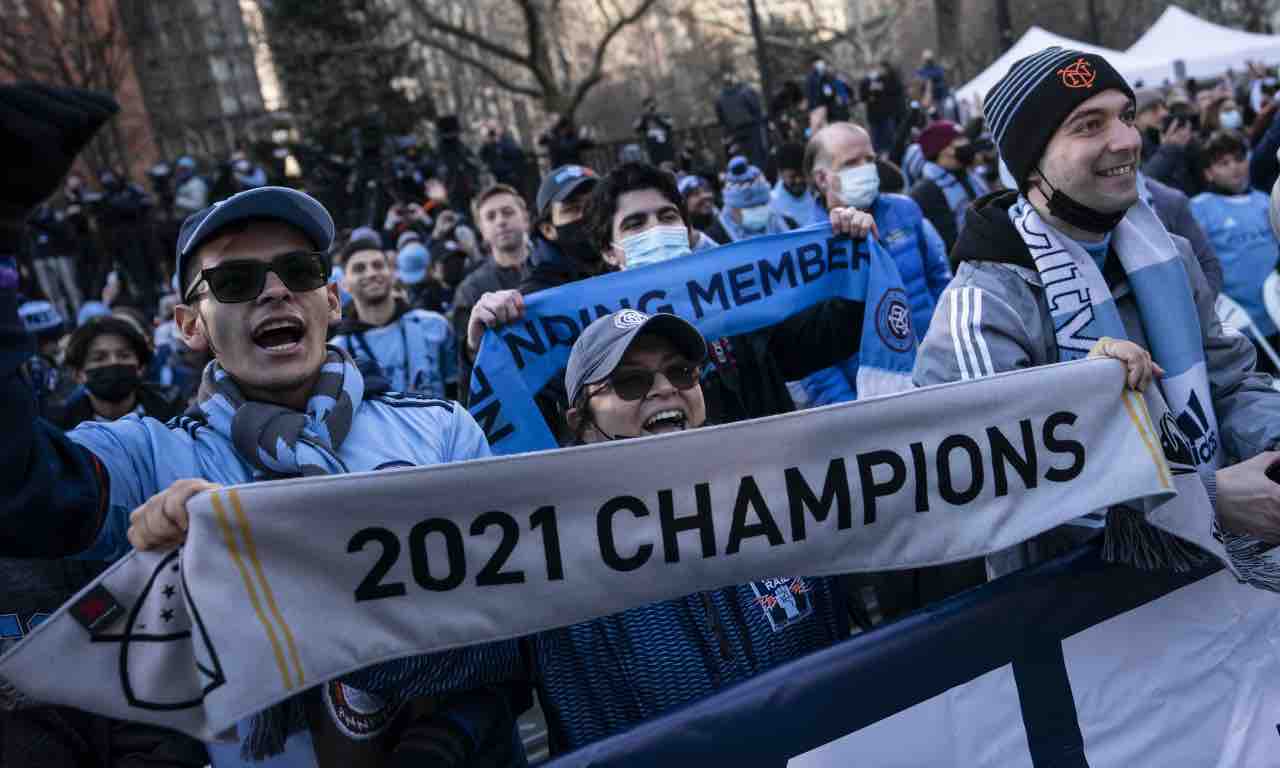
[569,0,661,112]
[402,0,531,67]
[411,36,543,98]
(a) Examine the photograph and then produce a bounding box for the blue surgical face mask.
[836,163,880,209]
[740,204,771,232]
[618,225,692,269]
[1219,109,1243,130]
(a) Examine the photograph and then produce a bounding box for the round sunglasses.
[597,363,701,401]
[183,251,329,304]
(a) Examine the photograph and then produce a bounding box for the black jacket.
[454,259,527,400]
[48,382,183,431]
[910,173,978,257]
[519,235,613,295]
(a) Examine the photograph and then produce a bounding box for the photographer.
[1143,104,1203,196]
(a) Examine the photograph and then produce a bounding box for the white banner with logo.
[0,359,1193,742]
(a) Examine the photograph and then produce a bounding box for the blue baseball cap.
[397,243,430,286]
[536,165,598,218]
[175,186,335,299]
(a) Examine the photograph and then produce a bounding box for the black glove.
[0,82,118,216]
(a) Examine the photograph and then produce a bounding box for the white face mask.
[1220,109,1243,130]
[815,61,827,74]
[617,225,692,269]
[835,163,880,209]
[739,204,772,232]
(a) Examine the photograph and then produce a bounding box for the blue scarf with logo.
[468,224,917,454]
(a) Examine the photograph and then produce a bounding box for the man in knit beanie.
[908,119,988,254]
[914,46,1280,573]
[718,155,793,241]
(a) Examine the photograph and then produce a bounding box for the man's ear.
[565,406,582,435]
[539,220,558,241]
[175,303,210,353]
[602,244,626,270]
[326,283,341,323]
[813,167,829,196]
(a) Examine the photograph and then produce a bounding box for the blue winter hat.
[398,243,430,286]
[77,301,111,326]
[722,155,769,209]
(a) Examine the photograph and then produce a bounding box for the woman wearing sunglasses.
[535,310,849,752]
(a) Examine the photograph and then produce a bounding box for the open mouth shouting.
[643,408,689,434]
[251,315,306,356]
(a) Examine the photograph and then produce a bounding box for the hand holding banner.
[0,359,1190,742]
[468,224,917,454]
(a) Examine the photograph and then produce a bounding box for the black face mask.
[1035,170,1127,234]
[689,210,715,230]
[554,219,599,263]
[954,144,977,166]
[1143,126,1161,146]
[85,364,140,403]
[784,181,808,198]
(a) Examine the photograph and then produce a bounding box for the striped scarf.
[188,347,365,478]
[921,161,988,233]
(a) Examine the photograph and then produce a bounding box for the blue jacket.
[352,576,847,756]
[1190,190,1279,336]
[332,300,457,398]
[801,195,948,405]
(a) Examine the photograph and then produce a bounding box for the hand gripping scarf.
[1011,197,1275,586]
[187,346,368,756]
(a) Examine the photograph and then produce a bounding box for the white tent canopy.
[1127,5,1280,79]
[955,26,1173,107]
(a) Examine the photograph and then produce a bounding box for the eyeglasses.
[183,251,328,305]
[598,363,700,402]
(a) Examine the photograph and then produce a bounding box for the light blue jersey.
[332,308,457,397]
[1190,190,1279,336]
[69,391,489,563]
[769,180,816,227]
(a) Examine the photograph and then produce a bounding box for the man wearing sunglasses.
[2,184,526,765]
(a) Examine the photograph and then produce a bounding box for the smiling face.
[343,248,392,304]
[175,220,340,410]
[1033,89,1141,216]
[568,333,707,442]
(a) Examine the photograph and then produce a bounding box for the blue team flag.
[468,225,917,455]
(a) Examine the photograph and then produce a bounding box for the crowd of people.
[5,40,1280,768]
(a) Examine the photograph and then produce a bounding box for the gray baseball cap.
[565,310,708,406]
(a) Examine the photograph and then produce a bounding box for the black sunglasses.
[184,251,329,304]
[598,363,700,402]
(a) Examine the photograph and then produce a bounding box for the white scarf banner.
[0,359,1192,742]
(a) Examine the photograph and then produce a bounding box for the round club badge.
[324,681,405,740]
[875,288,913,352]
